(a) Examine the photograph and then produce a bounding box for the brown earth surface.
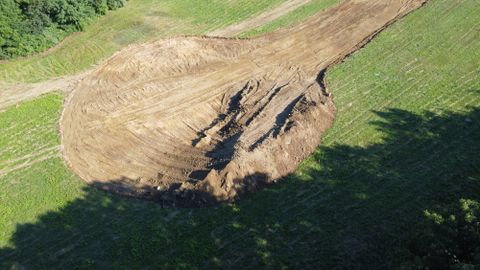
[61,0,426,206]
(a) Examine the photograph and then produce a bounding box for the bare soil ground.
[61,0,426,206]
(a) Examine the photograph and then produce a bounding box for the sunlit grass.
[240,0,340,37]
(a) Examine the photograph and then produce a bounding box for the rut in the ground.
[61,0,427,206]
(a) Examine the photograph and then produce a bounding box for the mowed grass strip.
[239,0,340,37]
[0,0,479,269]
[0,0,287,83]
[0,94,63,172]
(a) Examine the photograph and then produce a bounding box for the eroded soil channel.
[61,0,426,206]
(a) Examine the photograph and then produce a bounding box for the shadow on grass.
[1,106,479,269]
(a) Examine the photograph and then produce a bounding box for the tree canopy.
[0,0,126,59]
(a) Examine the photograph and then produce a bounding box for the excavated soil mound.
[61,0,426,206]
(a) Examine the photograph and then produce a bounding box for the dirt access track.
[61,0,426,206]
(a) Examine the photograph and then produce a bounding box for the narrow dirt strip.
[0,72,88,111]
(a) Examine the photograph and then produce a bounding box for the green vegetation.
[0,93,61,172]
[0,0,479,269]
[0,93,84,247]
[0,0,286,83]
[0,0,126,59]
[240,0,340,37]
[320,0,480,266]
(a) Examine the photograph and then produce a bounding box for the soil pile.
[61,0,426,206]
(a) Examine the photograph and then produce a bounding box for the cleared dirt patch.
[61,0,426,206]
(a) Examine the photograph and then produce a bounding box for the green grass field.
[1,0,479,269]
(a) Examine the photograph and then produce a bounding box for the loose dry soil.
[60,0,426,206]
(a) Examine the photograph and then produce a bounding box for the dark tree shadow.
[1,106,479,269]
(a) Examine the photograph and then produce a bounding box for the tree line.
[0,0,126,59]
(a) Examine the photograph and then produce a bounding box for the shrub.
[402,198,480,269]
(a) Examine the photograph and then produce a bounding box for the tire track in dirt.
[61,0,427,206]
